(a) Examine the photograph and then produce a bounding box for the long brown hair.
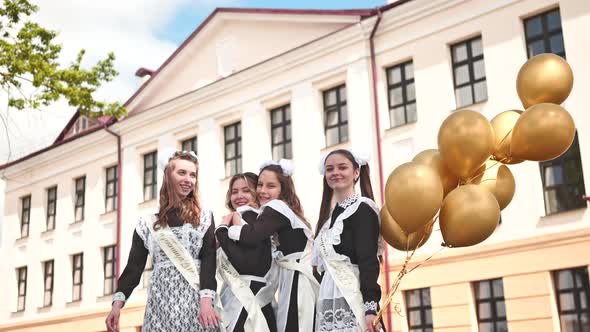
[315,149,374,237]
[225,172,259,211]
[155,152,201,230]
[259,165,311,229]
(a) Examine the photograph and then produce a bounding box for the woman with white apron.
[106,150,222,332]
[220,160,319,332]
[313,149,385,332]
[215,172,277,332]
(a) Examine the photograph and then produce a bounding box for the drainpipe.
[104,124,123,288]
[369,8,393,331]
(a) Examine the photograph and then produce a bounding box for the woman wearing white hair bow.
[106,149,222,332]
[312,148,385,332]
[218,159,319,332]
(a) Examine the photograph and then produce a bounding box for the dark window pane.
[496,301,507,318]
[339,86,346,101]
[421,289,431,305]
[478,302,492,319]
[340,124,348,142]
[406,103,418,123]
[493,279,505,297]
[326,111,339,126]
[550,35,565,55]
[526,17,543,37]
[389,87,403,106]
[478,322,494,332]
[325,89,337,106]
[407,290,420,307]
[547,10,562,31]
[285,124,292,140]
[528,40,546,57]
[272,127,283,143]
[408,310,422,326]
[560,314,578,332]
[557,270,574,289]
[559,293,576,311]
[425,309,432,324]
[473,59,486,80]
[271,109,282,125]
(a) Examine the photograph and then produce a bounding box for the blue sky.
[158,0,386,45]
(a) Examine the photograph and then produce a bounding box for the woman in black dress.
[313,149,384,332]
[218,160,318,332]
[215,172,277,332]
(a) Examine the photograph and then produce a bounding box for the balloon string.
[373,215,440,327]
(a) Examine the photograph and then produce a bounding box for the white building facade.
[1,0,589,331]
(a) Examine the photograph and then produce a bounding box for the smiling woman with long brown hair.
[105,150,221,332]
[218,160,319,332]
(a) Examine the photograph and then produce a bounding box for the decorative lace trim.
[364,301,378,313]
[316,297,359,331]
[199,289,216,299]
[337,193,360,209]
[112,292,126,303]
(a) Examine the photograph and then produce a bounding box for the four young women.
[106,148,384,332]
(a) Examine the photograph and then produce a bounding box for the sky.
[0,0,386,165]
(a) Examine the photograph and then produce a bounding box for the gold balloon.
[471,160,516,210]
[438,110,495,179]
[413,149,459,197]
[380,206,433,251]
[385,162,443,234]
[440,184,500,247]
[490,110,525,164]
[517,53,574,109]
[511,103,576,161]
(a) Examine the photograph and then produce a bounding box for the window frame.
[450,36,487,108]
[43,260,54,307]
[143,151,158,201]
[20,195,31,238]
[524,8,566,59]
[322,84,349,147]
[72,253,83,302]
[553,267,590,332]
[103,245,116,295]
[224,122,242,177]
[270,104,293,160]
[16,266,27,312]
[74,176,86,222]
[181,136,198,154]
[46,186,57,230]
[105,166,118,212]
[405,287,433,331]
[473,278,508,332]
[386,60,417,128]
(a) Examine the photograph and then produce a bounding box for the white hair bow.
[157,147,198,170]
[260,159,294,176]
[318,147,370,175]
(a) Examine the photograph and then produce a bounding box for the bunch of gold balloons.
[381,53,576,249]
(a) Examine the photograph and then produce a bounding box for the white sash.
[315,198,381,331]
[148,216,226,332]
[217,249,272,332]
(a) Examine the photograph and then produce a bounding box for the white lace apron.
[312,198,382,332]
[262,200,320,332]
[217,206,278,332]
[145,212,226,332]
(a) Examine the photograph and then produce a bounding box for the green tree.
[0,0,125,118]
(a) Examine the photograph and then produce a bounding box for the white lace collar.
[337,193,360,209]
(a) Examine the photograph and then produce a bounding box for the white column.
[197,118,224,213]
[241,101,271,171]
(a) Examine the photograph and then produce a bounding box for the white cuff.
[112,292,126,305]
[199,289,216,299]
[228,225,243,241]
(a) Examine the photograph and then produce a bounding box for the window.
[524,8,565,58]
[105,166,118,212]
[405,287,433,331]
[72,253,83,301]
[16,266,27,311]
[181,136,198,154]
[474,278,508,332]
[46,186,57,230]
[323,85,348,146]
[103,245,116,295]
[553,267,590,331]
[74,176,85,222]
[540,132,586,214]
[387,61,417,127]
[224,122,242,176]
[43,260,54,307]
[451,36,487,107]
[270,105,292,160]
[143,255,153,288]
[143,151,157,201]
[20,195,31,238]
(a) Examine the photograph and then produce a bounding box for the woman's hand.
[221,213,233,226]
[231,212,241,225]
[198,297,221,329]
[105,301,124,332]
[366,314,382,332]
